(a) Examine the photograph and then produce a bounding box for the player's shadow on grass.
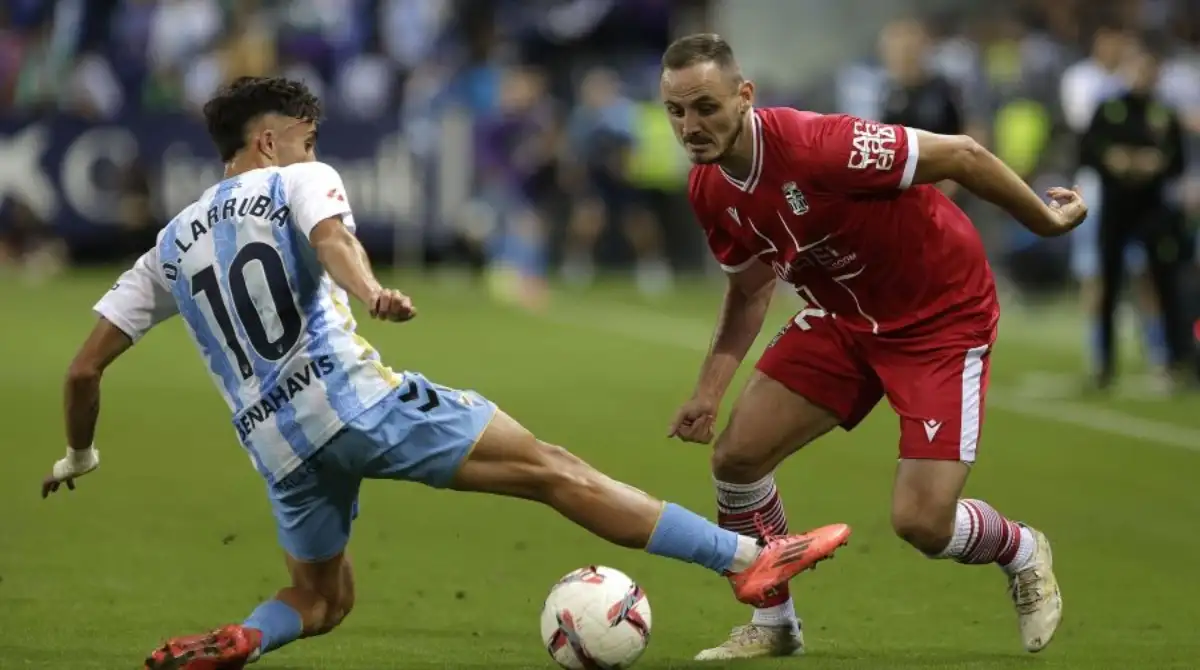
[245,652,1036,670]
[638,649,1038,670]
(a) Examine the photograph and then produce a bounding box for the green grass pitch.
[1,270,1198,669]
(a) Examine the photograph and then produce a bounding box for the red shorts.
[755,311,995,462]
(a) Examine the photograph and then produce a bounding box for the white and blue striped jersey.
[94,162,401,484]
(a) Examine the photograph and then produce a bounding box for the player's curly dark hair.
[202,76,322,162]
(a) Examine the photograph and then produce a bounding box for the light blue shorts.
[267,372,497,562]
[1070,168,1147,279]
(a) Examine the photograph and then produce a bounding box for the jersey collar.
[719,108,763,193]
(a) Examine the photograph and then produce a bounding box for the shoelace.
[1010,569,1044,614]
[753,512,782,546]
[724,624,794,645]
[723,625,761,642]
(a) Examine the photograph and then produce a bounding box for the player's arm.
[671,260,775,444]
[46,249,178,497]
[286,162,414,321]
[309,219,380,303]
[908,129,1085,237]
[63,319,133,456]
[695,261,777,401]
[690,185,775,401]
[812,114,1085,237]
[671,188,774,443]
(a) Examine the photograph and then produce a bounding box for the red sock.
[943,499,1023,565]
[715,476,790,608]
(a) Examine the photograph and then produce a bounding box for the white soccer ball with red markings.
[540,565,652,669]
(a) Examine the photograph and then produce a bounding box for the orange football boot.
[143,624,261,670]
[729,521,852,607]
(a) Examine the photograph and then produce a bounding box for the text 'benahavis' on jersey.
[93,162,401,484]
[688,107,999,336]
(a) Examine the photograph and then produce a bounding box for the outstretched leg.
[141,375,851,668]
[450,407,850,605]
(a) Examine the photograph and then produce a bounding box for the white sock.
[729,535,761,572]
[934,501,974,559]
[751,598,799,630]
[1003,527,1037,575]
[715,474,777,514]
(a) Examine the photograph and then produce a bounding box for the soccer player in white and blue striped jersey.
[42,77,850,669]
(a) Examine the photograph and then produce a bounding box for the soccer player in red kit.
[660,34,1085,660]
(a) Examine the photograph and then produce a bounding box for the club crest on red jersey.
[782,181,808,216]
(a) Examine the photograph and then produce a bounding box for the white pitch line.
[985,391,1200,452]
[542,303,1200,454]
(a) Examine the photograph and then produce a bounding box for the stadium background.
[1,1,1199,668]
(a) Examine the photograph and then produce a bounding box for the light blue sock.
[243,599,303,655]
[1142,316,1167,368]
[645,502,740,574]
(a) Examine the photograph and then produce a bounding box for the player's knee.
[527,441,602,500]
[891,504,954,555]
[710,433,770,484]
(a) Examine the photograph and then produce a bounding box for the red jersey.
[689,107,998,335]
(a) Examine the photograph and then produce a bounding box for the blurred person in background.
[0,199,66,282]
[1080,42,1193,391]
[877,18,965,197]
[10,14,71,114]
[114,159,161,260]
[1157,15,1200,381]
[970,10,1066,297]
[183,0,276,113]
[404,2,502,273]
[561,67,673,296]
[1062,24,1170,379]
[478,65,558,311]
[878,18,964,136]
[0,7,25,109]
[623,89,688,284]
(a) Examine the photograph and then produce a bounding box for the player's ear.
[259,129,276,160]
[738,79,755,112]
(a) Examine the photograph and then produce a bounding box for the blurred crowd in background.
[1,0,1198,314]
[823,0,1200,298]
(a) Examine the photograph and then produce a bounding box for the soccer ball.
[540,565,652,669]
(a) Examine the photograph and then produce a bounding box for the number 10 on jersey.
[191,242,303,379]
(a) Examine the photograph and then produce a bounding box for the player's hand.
[669,396,719,444]
[369,288,417,322]
[1045,186,1088,235]
[42,446,99,498]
